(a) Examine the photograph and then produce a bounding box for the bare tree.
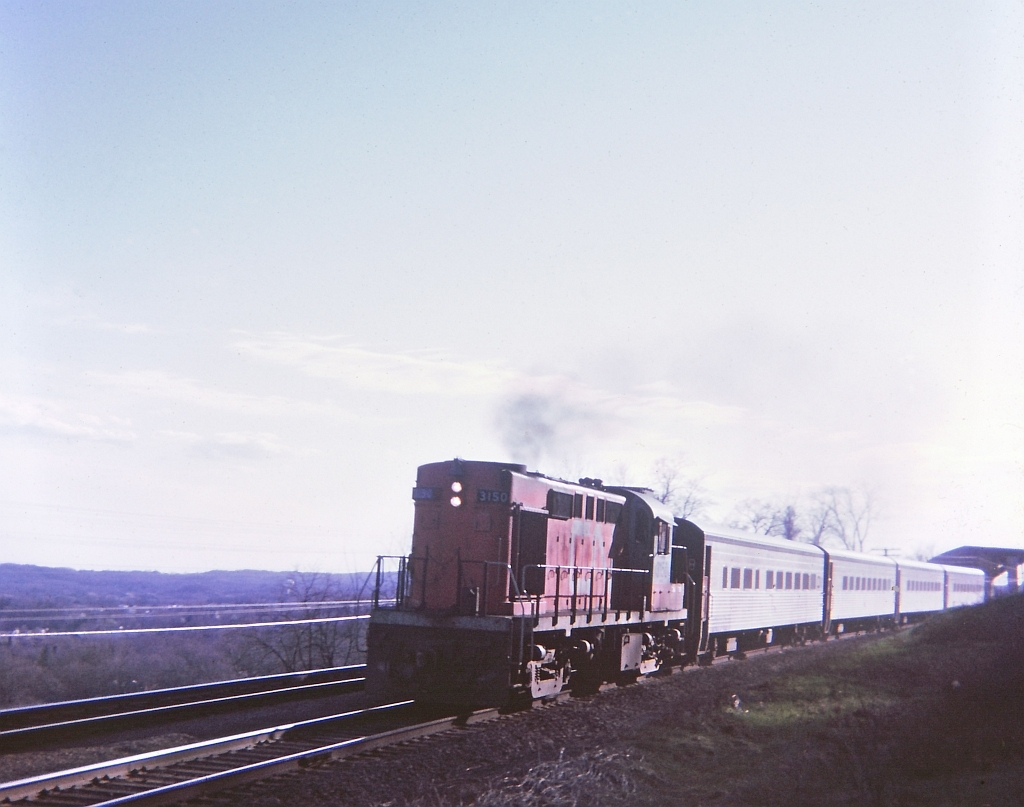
[730,500,802,540]
[651,457,710,520]
[778,505,801,541]
[240,572,370,673]
[725,486,875,550]
[802,498,833,546]
[730,499,784,535]
[819,487,875,552]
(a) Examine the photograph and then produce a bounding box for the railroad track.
[0,701,497,807]
[0,631,883,806]
[0,666,367,752]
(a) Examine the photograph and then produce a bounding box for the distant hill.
[0,564,376,608]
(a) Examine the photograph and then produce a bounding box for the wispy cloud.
[232,332,517,395]
[88,370,357,420]
[159,429,289,460]
[0,394,136,442]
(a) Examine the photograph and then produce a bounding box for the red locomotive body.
[367,459,691,707]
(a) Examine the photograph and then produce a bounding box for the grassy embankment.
[452,594,1024,806]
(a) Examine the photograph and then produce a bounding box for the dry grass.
[390,596,1024,807]
[395,749,660,807]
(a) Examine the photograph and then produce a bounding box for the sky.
[1,1,1022,574]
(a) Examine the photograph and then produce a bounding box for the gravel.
[174,636,886,807]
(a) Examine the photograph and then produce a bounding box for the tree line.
[648,457,878,554]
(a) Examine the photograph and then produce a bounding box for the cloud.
[89,370,356,420]
[232,332,516,395]
[159,430,288,460]
[0,394,136,442]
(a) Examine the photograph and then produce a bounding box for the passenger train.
[367,459,985,707]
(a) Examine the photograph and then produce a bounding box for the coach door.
[674,519,707,663]
[699,545,712,653]
[823,560,834,634]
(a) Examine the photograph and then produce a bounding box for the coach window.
[596,499,606,521]
[755,570,760,589]
[585,496,595,520]
[731,568,742,589]
[743,568,753,589]
[766,570,774,589]
[785,572,792,589]
[656,522,670,555]
[722,567,728,588]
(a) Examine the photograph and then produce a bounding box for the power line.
[0,599,375,618]
[1,614,369,639]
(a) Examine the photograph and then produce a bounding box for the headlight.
[451,481,463,493]
[450,496,462,507]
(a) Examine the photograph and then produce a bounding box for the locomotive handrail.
[454,558,536,619]
[521,563,652,623]
[372,555,418,610]
[529,564,651,575]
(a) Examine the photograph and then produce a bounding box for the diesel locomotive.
[366,459,985,708]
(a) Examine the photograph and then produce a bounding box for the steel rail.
[1,702,498,807]
[0,665,366,731]
[0,701,415,802]
[0,677,367,752]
